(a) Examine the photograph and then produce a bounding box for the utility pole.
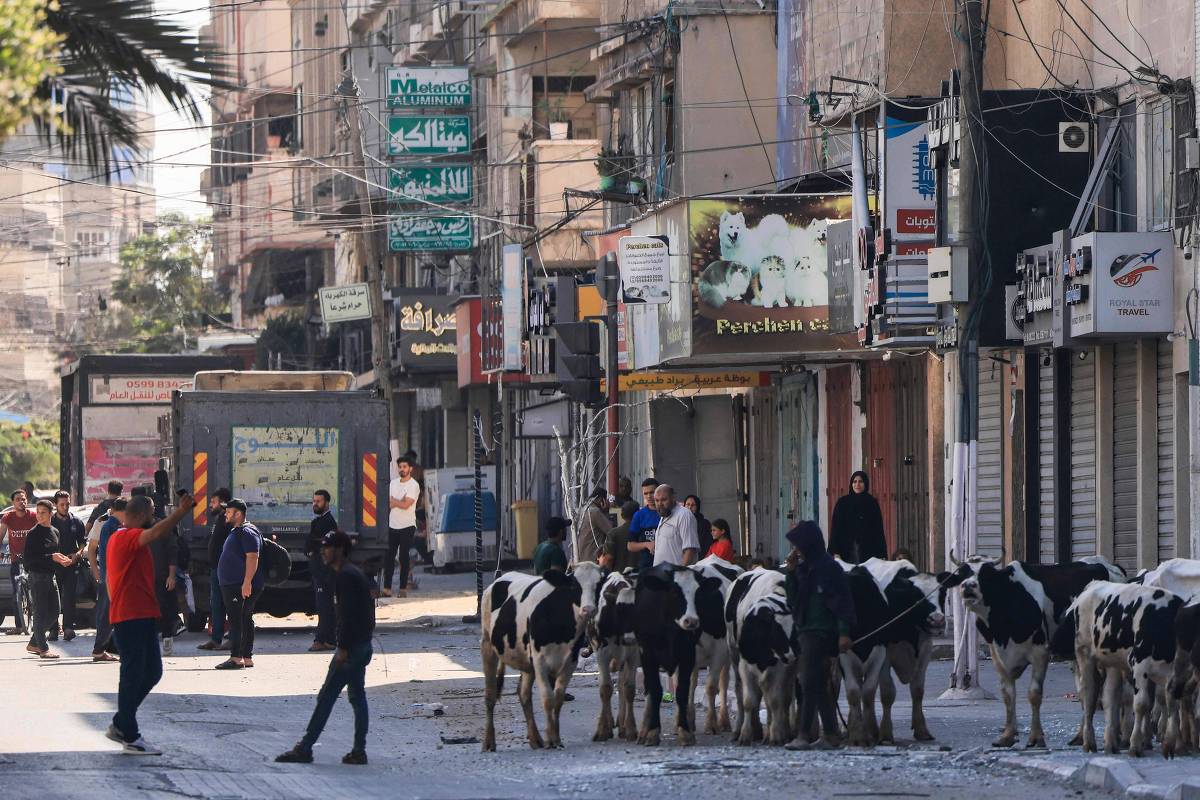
[598,252,620,494]
[339,72,398,447]
[944,0,991,700]
[1190,1,1200,559]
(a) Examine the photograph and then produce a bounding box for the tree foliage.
[0,419,58,495]
[0,0,62,140]
[84,214,228,353]
[255,312,307,369]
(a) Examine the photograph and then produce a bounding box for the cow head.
[942,553,1003,617]
[641,564,703,631]
[569,561,607,623]
[903,571,948,633]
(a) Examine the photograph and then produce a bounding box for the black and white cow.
[633,562,713,746]
[480,563,607,752]
[690,554,743,735]
[724,567,796,746]
[1055,581,1191,757]
[837,561,944,746]
[859,558,949,742]
[588,570,638,742]
[1135,558,1200,749]
[942,555,1123,748]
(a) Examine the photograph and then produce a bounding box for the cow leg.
[907,639,934,741]
[718,661,733,732]
[619,654,638,741]
[1025,648,1049,748]
[878,666,897,745]
[514,670,544,750]
[737,663,763,746]
[685,667,700,736]
[840,654,866,746]
[1129,669,1154,757]
[860,647,888,746]
[536,661,568,749]
[638,656,663,747]
[1162,677,1181,760]
[730,653,745,743]
[481,642,502,753]
[991,650,1023,748]
[764,667,793,746]
[676,661,697,746]
[594,650,615,742]
[1102,668,1124,755]
[1077,659,1099,753]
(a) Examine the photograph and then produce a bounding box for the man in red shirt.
[1,489,37,635]
[104,492,195,755]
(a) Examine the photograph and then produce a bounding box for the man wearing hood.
[784,521,855,751]
[828,471,887,564]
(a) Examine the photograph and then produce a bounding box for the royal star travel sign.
[388,116,471,156]
[386,67,471,108]
[388,216,474,252]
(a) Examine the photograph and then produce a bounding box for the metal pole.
[463,408,484,624]
[604,252,620,494]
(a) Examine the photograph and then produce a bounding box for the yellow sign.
[603,371,768,393]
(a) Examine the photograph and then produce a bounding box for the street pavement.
[0,568,1162,799]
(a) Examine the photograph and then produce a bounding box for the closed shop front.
[825,365,854,534]
[1158,340,1176,562]
[1112,342,1139,574]
[1036,353,1057,564]
[977,354,1005,559]
[895,359,929,566]
[749,386,779,559]
[1070,350,1098,560]
[865,362,899,556]
[778,373,818,558]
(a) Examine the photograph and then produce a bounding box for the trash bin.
[511,500,538,559]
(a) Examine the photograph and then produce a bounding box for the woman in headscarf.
[783,521,855,751]
[828,471,887,565]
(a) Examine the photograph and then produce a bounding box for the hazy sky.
[150,0,211,217]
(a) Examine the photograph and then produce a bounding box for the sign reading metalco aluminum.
[388,115,471,156]
[386,66,471,108]
[388,215,474,252]
[388,164,472,204]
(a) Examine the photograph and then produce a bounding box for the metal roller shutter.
[1113,343,1139,573]
[1158,340,1176,563]
[1070,351,1098,559]
[1038,353,1056,564]
[976,354,1004,559]
[749,386,778,560]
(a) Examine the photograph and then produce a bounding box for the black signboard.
[394,292,458,372]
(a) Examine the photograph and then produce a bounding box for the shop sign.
[602,370,770,393]
[386,66,471,108]
[319,283,372,323]
[617,235,670,304]
[500,244,524,370]
[388,215,474,252]
[88,375,191,404]
[388,164,472,204]
[689,195,855,357]
[387,115,471,156]
[395,293,458,372]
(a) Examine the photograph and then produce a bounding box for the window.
[1146,99,1173,231]
[1096,103,1136,232]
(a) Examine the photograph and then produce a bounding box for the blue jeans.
[300,641,372,752]
[112,618,163,742]
[311,559,336,645]
[209,578,226,644]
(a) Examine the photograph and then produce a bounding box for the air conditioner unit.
[1059,121,1090,153]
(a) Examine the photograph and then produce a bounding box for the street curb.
[1073,757,1144,794]
[997,752,1179,800]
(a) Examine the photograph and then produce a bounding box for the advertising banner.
[231,427,339,523]
[385,66,470,108]
[387,115,471,156]
[689,195,855,356]
[83,438,159,502]
[618,235,670,304]
[501,244,524,370]
[88,375,191,404]
[389,165,472,204]
[319,283,372,323]
[387,215,474,252]
[395,293,458,371]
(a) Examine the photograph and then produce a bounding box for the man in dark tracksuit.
[199,489,233,651]
[784,521,855,751]
[50,491,85,641]
[306,490,338,652]
[277,530,375,765]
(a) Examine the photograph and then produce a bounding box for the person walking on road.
[383,456,419,598]
[532,517,569,575]
[104,492,195,754]
[1,488,37,635]
[650,484,699,567]
[828,471,887,565]
[784,521,855,752]
[574,486,612,565]
[88,498,126,661]
[214,499,265,670]
[198,489,232,651]
[306,490,338,652]
[23,500,73,658]
[50,491,85,642]
[276,530,376,765]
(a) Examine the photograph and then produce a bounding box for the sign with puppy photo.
[689,195,855,355]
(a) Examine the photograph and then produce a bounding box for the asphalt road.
[0,569,1111,800]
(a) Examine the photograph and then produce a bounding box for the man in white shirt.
[384,456,420,597]
[651,484,699,567]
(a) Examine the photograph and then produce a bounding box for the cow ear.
[541,569,572,588]
[935,571,952,585]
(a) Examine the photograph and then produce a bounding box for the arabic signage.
[231,427,339,524]
[387,115,471,156]
[618,235,670,304]
[690,195,856,357]
[388,215,474,252]
[500,244,524,371]
[319,283,372,323]
[601,370,770,393]
[389,164,472,204]
[89,375,191,404]
[386,66,471,108]
[395,293,458,372]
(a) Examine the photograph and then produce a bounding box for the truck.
[60,354,242,503]
[168,370,389,620]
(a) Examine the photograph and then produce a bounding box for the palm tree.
[35,0,227,176]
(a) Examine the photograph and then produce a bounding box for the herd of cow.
[477,551,1200,760]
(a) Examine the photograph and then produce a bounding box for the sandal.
[214,659,244,670]
[39,652,60,660]
[92,652,118,662]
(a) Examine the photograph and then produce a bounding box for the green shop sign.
[386,67,471,108]
[388,216,475,252]
[388,164,472,204]
[387,115,471,156]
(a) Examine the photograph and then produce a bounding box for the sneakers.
[342,750,368,765]
[275,746,314,764]
[104,724,125,744]
[122,737,162,756]
[161,637,173,656]
[197,640,220,651]
[216,639,232,651]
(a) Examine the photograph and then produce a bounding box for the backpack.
[259,536,292,587]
